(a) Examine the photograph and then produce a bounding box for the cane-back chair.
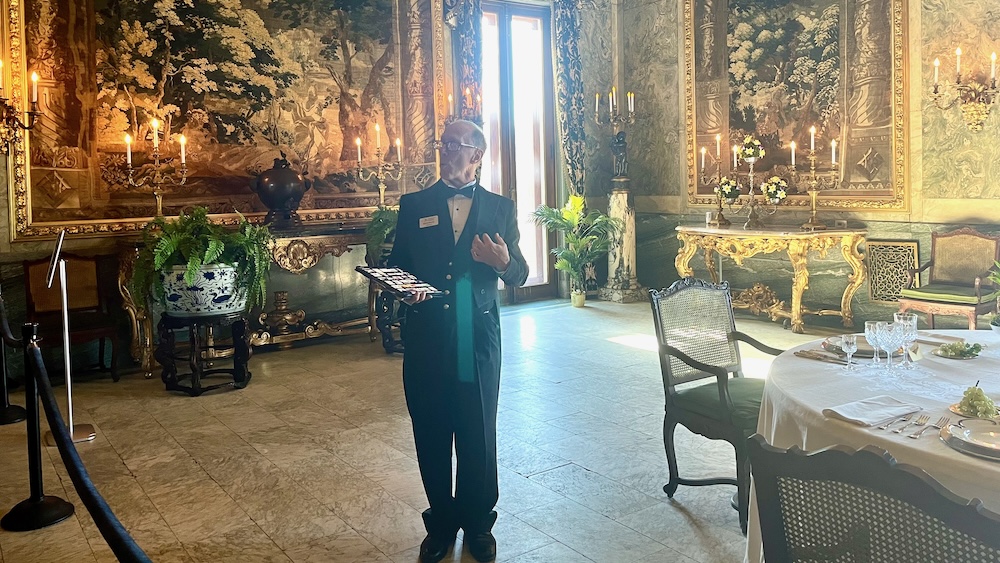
[898,227,1000,330]
[24,254,120,381]
[748,434,1000,563]
[648,277,782,534]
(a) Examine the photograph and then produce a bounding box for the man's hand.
[472,233,510,271]
[402,290,432,305]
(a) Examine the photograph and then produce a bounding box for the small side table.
[154,312,252,397]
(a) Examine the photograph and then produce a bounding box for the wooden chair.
[898,227,1000,330]
[648,277,782,534]
[24,254,120,381]
[748,434,1000,562]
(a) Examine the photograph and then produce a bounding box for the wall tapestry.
[684,0,907,211]
[6,0,443,240]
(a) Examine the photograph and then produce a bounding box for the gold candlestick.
[800,150,827,231]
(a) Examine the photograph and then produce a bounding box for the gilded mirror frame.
[683,0,908,211]
[3,0,448,241]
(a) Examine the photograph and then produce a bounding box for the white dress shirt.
[444,181,476,244]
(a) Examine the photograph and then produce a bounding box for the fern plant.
[365,206,399,256]
[134,207,274,310]
[532,195,623,292]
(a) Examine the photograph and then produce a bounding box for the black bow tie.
[446,185,476,199]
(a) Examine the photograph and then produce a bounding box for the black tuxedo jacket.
[389,180,529,408]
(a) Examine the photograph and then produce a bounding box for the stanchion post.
[0,335,26,425]
[0,285,26,425]
[0,323,74,532]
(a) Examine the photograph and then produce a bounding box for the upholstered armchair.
[898,228,1000,330]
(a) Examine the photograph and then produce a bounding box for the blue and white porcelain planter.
[160,264,247,317]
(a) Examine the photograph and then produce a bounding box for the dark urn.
[253,152,311,230]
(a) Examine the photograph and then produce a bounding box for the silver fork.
[877,414,912,430]
[894,414,929,434]
[909,416,950,439]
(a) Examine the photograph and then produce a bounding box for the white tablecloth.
[746,330,1000,563]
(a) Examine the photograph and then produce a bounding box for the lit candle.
[628,92,634,113]
[355,137,362,164]
[124,134,132,166]
[790,141,796,167]
[809,126,816,152]
[992,52,997,80]
[395,137,402,163]
[0,60,4,93]
[595,92,600,115]
[956,47,962,77]
[933,58,940,86]
[178,134,186,164]
[375,123,381,150]
[150,118,159,149]
[733,145,738,168]
[700,146,706,171]
[830,139,837,165]
[447,93,454,116]
[30,71,38,103]
[611,86,617,114]
[608,90,613,113]
[715,134,721,158]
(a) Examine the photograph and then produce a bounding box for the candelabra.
[356,144,402,207]
[727,157,778,230]
[126,140,188,218]
[930,50,998,132]
[796,149,838,231]
[0,92,40,154]
[700,149,730,227]
[594,88,636,177]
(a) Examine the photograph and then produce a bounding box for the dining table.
[746,329,1000,563]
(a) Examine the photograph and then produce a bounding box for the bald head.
[445,120,486,151]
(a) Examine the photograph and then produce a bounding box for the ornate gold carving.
[675,226,868,333]
[270,233,365,275]
[732,283,786,320]
[117,241,154,378]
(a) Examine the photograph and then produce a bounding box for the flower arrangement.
[715,177,741,201]
[738,135,765,161]
[760,176,789,203]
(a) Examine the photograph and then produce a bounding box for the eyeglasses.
[433,140,480,152]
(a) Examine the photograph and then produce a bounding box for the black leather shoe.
[466,531,496,562]
[418,533,454,563]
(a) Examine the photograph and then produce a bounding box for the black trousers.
[405,369,499,536]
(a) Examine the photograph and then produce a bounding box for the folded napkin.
[822,395,922,427]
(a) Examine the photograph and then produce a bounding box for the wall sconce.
[0,70,41,153]
[930,48,998,132]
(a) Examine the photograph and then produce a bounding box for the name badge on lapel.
[419,215,440,228]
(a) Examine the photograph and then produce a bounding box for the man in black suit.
[389,120,529,562]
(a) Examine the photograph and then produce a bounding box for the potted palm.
[134,207,273,317]
[533,195,623,307]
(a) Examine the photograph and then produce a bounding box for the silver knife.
[794,350,848,365]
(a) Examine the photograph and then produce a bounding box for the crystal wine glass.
[875,321,894,371]
[893,312,918,369]
[864,321,882,365]
[841,334,858,371]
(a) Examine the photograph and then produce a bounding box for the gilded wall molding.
[4,0,445,242]
[683,0,908,211]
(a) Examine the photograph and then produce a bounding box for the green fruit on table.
[938,342,982,358]
[959,386,997,418]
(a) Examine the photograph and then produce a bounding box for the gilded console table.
[674,226,867,333]
[250,230,374,349]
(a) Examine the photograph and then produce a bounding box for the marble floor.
[0,299,841,563]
